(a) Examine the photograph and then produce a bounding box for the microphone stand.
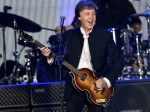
[146,15,150,76]
[0,25,8,84]
[10,19,21,84]
[58,20,65,112]
[0,6,12,84]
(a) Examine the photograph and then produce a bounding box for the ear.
[78,17,81,20]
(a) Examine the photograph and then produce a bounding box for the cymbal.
[131,10,150,17]
[0,12,41,32]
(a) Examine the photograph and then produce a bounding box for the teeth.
[88,20,93,22]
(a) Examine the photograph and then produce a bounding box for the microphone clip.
[60,16,66,28]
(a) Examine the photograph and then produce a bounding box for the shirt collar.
[80,27,93,38]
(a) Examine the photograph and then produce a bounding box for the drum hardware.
[132,4,150,77]
[107,28,119,44]
[23,49,39,83]
[0,11,42,84]
[9,46,25,84]
[0,7,12,84]
[47,35,61,53]
[120,29,131,55]
[23,58,31,83]
[135,34,144,79]
[0,60,26,84]
[0,25,8,84]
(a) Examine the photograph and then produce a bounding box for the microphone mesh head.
[60,16,66,19]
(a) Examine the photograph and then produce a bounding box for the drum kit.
[1,5,150,84]
[112,5,150,80]
[0,7,55,84]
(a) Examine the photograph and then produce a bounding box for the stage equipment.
[132,5,150,77]
[47,35,60,52]
[32,105,88,112]
[23,49,40,83]
[42,27,56,32]
[0,12,42,84]
[105,79,150,112]
[0,109,29,112]
[30,82,65,105]
[57,16,66,112]
[0,12,41,32]
[0,60,26,84]
[107,28,125,54]
[0,84,29,108]
[30,82,88,112]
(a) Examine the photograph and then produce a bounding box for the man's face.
[78,8,96,32]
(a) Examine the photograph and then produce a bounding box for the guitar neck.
[33,39,82,77]
[62,61,82,77]
[33,39,57,59]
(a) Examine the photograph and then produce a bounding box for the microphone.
[4,6,12,9]
[3,6,12,13]
[60,16,66,27]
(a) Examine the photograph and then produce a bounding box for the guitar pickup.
[81,73,87,81]
[101,88,105,95]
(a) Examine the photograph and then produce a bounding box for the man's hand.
[95,78,107,90]
[40,47,51,57]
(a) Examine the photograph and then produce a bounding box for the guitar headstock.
[18,30,34,43]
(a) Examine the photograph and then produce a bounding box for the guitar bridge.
[81,73,87,81]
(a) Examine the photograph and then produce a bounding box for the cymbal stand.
[135,34,143,79]
[12,19,20,83]
[145,5,150,76]
[0,25,8,84]
[10,46,25,84]
[121,29,130,78]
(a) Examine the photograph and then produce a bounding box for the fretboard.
[33,39,82,77]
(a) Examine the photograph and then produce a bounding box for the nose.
[90,13,95,19]
[89,14,93,18]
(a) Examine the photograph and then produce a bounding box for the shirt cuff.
[47,58,54,65]
[103,77,111,88]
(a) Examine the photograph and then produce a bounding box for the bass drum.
[0,60,26,84]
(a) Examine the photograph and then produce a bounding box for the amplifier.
[0,84,29,108]
[105,79,150,112]
[0,108,29,112]
[32,105,88,112]
[30,82,65,106]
